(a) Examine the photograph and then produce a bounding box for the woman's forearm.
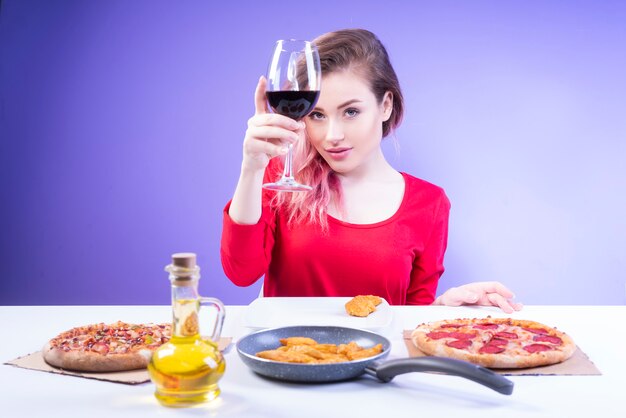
[228,167,265,225]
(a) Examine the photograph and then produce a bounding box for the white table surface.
[0,304,623,418]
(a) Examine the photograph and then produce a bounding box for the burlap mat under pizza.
[4,337,232,385]
[402,331,600,375]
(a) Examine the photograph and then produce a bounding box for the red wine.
[266,90,320,120]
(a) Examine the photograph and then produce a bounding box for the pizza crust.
[43,342,152,372]
[411,317,576,369]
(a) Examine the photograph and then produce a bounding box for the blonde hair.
[270,29,404,229]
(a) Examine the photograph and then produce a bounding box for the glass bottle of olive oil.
[148,253,226,407]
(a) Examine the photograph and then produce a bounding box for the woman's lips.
[325,147,352,161]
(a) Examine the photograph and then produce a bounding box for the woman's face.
[305,69,392,175]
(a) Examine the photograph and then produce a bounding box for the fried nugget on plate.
[345,295,382,317]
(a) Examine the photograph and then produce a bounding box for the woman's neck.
[335,147,398,187]
[328,149,405,224]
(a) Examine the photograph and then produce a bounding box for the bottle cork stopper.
[171,253,197,269]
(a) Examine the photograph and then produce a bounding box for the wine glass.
[262,39,321,192]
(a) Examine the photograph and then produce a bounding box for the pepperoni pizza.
[43,321,171,372]
[411,317,576,368]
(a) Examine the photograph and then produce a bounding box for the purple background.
[1,0,625,306]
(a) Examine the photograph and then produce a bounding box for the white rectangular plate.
[242,297,393,330]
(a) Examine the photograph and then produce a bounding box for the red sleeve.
[220,161,284,287]
[406,191,450,305]
[220,199,277,286]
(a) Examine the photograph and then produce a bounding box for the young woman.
[221,29,523,313]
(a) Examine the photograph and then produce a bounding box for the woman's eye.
[308,111,324,120]
[345,108,360,117]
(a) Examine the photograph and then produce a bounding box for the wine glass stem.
[282,143,295,180]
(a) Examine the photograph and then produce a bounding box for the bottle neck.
[171,280,199,301]
[170,279,201,339]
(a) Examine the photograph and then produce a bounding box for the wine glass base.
[262,179,312,192]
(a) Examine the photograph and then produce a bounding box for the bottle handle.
[199,297,225,342]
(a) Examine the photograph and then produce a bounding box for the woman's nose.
[325,119,344,142]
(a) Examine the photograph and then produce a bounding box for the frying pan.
[236,326,514,395]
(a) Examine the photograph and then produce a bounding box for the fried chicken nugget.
[312,343,338,354]
[291,345,354,363]
[286,344,326,360]
[337,341,363,356]
[345,344,383,360]
[279,337,318,346]
[362,295,382,306]
[255,336,383,364]
[315,354,349,364]
[345,297,374,317]
[345,295,383,317]
[256,349,316,363]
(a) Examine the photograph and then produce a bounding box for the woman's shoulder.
[399,172,450,216]
[401,172,448,198]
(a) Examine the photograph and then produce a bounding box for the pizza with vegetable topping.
[43,321,171,372]
[411,317,576,368]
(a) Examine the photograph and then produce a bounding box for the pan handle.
[364,357,514,395]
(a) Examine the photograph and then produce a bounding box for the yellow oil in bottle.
[148,296,226,407]
[148,335,225,407]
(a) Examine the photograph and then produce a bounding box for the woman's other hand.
[434,281,523,313]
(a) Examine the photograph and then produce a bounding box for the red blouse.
[220,172,450,305]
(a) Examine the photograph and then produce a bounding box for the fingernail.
[279,147,288,155]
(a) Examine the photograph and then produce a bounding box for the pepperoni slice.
[428,331,478,340]
[426,332,452,340]
[524,343,553,353]
[479,344,505,354]
[487,338,508,347]
[449,331,478,340]
[494,331,518,339]
[473,323,499,330]
[446,339,472,349]
[523,327,548,335]
[533,335,562,345]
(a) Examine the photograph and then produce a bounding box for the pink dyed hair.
[270,29,404,229]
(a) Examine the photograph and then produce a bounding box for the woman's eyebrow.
[313,99,363,112]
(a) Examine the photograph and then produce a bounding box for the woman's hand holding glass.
[230,76,305,226]
[241,76,305,174]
